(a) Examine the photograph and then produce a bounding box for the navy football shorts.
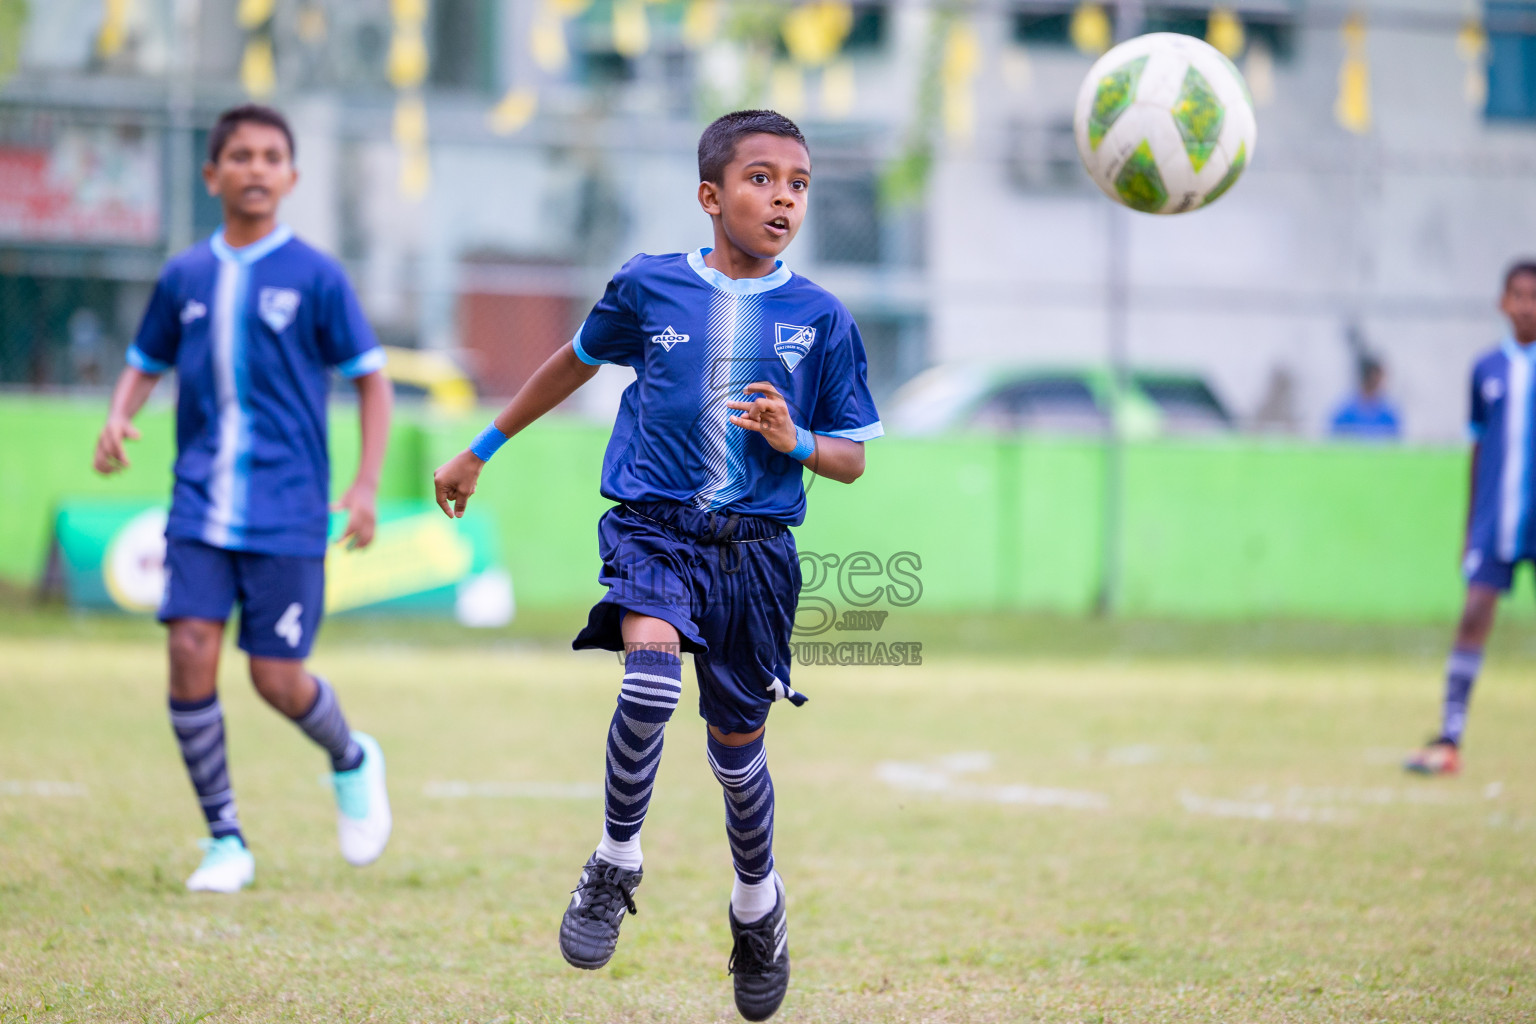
[573,501,805,734]
[159,536,326,659]
[1463,547,1530,593]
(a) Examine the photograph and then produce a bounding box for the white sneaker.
[333,732,391,866]
[185,836,254,893]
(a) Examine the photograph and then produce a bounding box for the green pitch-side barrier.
[0,395,1482,622]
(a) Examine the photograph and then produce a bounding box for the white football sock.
[731,871,779,923]
[595,832,642,871]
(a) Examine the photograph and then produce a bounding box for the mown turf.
[2,626,1534,1023]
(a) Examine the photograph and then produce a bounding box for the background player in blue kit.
[432,110,880,1021]
[92,105,395,892]
[1406,261,1536,775]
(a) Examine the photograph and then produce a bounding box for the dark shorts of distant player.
[573,501,804,734]
[1463,547,1530,593]
[159,536,326,659]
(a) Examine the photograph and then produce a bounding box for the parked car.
[885,364,1234,439]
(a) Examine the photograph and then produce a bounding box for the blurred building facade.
[2,0,1535,440]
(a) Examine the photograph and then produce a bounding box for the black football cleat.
[559,854,642,969]
[727,874,790,1021]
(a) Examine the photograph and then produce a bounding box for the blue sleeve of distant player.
[572,262,646,368]
[317,265,386,378]
[126,272,180,374]
[1468,364,1487,442]
[809,317,883,441]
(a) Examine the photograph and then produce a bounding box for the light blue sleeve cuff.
[571,326,607,366]
[335,347,387,379]
[815,421,884,442]
[126,344,171,374]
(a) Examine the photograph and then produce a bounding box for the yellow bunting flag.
[488,88,538,135]
[1335,13,1371,134]
[1458,19,1488,107]
[237,0,274,30]
[388,28,429,88]
[240,36,277,97]
[682,0,719,49]
[96,0,131,58]
[531,8,569,72]
[821,59,855,118]
[770,63,806,116]
[1206,7,1245,59]
[1069,2,1111,57]
[942,19,981,143]
[783,2,854,68]
[612,0,650,57]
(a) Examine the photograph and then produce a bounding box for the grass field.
[3,614,1536,1023]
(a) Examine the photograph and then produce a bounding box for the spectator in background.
[1329,356,1402,440]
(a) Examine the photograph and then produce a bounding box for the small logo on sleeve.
[1483,377,1505,403]
[650,326,689,351]
[180,300,207,325]
[774,323,816,371]
[258,288,302,333]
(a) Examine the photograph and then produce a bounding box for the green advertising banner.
[48,500,513,625]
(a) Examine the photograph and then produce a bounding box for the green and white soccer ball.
[1073,33,1257,215]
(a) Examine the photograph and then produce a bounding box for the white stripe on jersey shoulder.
[211,223,294,265]
[336,347,387,378]
[687,249,792,295]
[816,421,884,442]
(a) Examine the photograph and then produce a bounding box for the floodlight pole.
[1095,0,1144,618]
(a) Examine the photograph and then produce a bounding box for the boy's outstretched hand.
[727,382,798,452]
[93,417,141,474]
[334,482,378,549]
[434,450,485,519]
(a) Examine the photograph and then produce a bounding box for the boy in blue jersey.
[93,105,395,891]
[1407,261,1536,775]
[433,110,880,1020]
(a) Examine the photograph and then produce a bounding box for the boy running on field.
[432,110,881,1021]
[93,104,394,892]
[1407,260,1536,775]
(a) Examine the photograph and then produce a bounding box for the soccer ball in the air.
[1073,33,1257,215]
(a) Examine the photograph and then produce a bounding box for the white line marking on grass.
[876,756,1108,811]
[423,781,600,800]
[0,781,86,797]
[1178,790,1355,824]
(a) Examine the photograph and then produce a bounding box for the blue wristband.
[470,422,509,462]
[788,425,816,461]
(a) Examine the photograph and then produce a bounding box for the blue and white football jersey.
[127,226,385,557]
[1467,338,1536,564]
[573,249,882,525]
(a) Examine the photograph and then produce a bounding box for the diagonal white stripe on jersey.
[205,257,243,548]
[1500,348,1532,561]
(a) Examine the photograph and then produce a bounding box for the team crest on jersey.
[651,325,689,351]
[180,299,207,325]
[258,288,301,333]
[774,323,816,371]
[1484,376,1505,403]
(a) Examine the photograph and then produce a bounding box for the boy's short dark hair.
[207,104,295,164]
[697,109,807,184]
[1505,260,1536,293]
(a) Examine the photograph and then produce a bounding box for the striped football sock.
[707,732,777,922]
[291,676,363,772]
[1440,647,1483,745]
[594,649,682,870]
[169,694,243,845]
